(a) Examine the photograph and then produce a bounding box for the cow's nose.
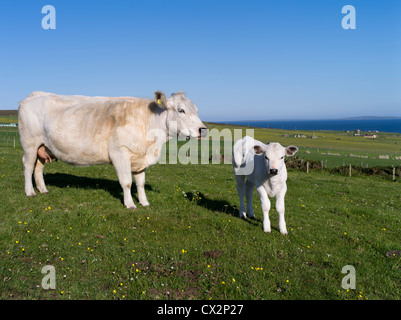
[270,169,278,175]
[199,127,208,137]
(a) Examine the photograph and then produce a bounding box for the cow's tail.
[233,137,249,174]
[232,142,241,172]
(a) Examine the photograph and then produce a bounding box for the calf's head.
[254,142,298,176]
[155,91,207,140]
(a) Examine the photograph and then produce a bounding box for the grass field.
[0,122,400,300]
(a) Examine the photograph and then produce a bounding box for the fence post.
[393,166,395,181]
[306,161,309,174]
[349,164,352,177]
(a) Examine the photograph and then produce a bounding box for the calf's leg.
[276,189,288,235]
[245,180,255,219]
[235,175,246,218]
[256,186,271,233]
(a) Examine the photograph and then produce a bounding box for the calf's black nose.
[270,169,278,175]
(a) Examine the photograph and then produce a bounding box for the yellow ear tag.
[157,99,162,105]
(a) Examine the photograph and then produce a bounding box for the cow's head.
[254,142,298,176]
[155,91,207,140]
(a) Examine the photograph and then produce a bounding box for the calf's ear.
[254,145,265,154]
[285,145,298,156]
[154,91,167,108]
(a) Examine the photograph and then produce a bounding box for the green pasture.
[207,123,401,170]
[0,123,400,300]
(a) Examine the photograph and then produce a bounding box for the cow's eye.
[281,156,284,159]
[265,156,269,160]
[178,109,185,114]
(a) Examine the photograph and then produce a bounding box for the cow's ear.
[254,145,265,154]
[154,91,167,108]
[285,145,298,156]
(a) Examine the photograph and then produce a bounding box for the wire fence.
[286,156,401,181]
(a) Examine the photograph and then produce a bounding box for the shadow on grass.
[184,191,261,226]
[43,173,156,205]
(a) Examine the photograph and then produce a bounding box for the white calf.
[233,136,298,234]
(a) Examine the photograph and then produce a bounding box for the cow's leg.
[235,175,246,218]
[256,186,271,233]
[133,171,149,206]
[110,150,136,209]
[34,158,48,194]
[22,150,38,197]
[276,188,288,235]
[245,180,255,219]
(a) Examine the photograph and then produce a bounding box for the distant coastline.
[214,116,401,122]
[337,116,401,120]
[2,109,401,134]
[214,118,401,134]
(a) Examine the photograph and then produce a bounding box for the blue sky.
[0,0,400,121]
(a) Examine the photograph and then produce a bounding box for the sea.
[219,119,401,134]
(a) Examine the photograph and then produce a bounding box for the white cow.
[233,136,298,234]
[18,91,207,209]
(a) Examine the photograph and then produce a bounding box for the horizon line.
[208,116,401,122]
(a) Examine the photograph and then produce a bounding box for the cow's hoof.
[126,205,137,210]
[238,212,246,219]
[140,201,150,207]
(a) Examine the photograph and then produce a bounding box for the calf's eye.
[281,156,284,159]
[179,109,186,114]
[265,156,269,160]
